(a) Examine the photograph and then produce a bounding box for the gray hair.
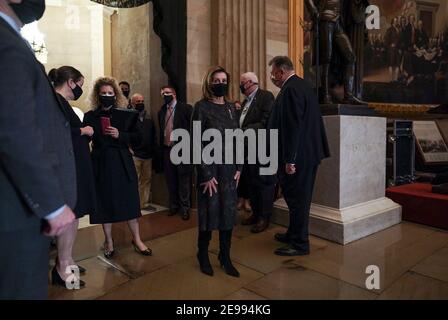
[241,72,259,84]
[269,56,295,72]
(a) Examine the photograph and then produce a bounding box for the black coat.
[57,94,97,218]
[0,18,76,232]
[268,75,330,168]
[83,108,141,224]
[157,101,193,173]
[239,88,275,131]
[192,100,242,231]
[131,113,157,160]
[238,88,276,185]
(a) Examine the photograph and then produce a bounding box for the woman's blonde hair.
[201,66,231,101]
[90,77,128,109]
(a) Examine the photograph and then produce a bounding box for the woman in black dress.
[48,66,97,289]
[84,77,152,259]
[192,67,242,277]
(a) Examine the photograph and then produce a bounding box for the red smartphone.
[101,117,111,135]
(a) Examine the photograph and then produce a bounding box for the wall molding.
[288,0,304,77]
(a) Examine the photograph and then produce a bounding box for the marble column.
[211,0,266,101]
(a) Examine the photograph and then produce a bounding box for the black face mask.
[99,95,116,108]
[135,103,145,112]
[10,0,46,25]
[71,84,83,101]
[211,83,228,97]
[122,90,130,99]
[239,84,247,95]
[163,94,174,105]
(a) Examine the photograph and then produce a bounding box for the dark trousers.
[237,166,250,199]
[279,165,318,252]
[164,147,191,214]
[0,226,50,300]
[246,164,275,221]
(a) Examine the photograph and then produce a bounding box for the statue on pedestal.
[305,0,369,105]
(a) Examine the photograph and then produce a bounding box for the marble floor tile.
[378,272,448,300]
[107,228,201,278]
[48,256,130,300]
[97,255,264,300]
[224,289,268,300]
[291,223,448,293]
[411,247,448,283]
[245,266,377,300]
[210,226,330,275]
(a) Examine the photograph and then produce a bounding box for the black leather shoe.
[132,241,152,256]
[242,214,257,226]
[182,210,190,221]
[251,219,269,234]
[51,266,85,289]
[103,240,115,260]
[274,245,310,257]
[274,232,290,244]
[77,265,86,275]
[55,257,86,275]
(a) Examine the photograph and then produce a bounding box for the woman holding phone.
[84,77,152,259]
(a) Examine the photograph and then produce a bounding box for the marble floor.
[48,210,448,300]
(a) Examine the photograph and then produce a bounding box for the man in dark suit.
[0,0,77,299]
[268,56,330,256]
[238,72,276,233]
[158,86,193,220]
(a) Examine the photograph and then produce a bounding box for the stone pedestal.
[272,114,402,245]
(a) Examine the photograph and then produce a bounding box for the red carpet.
[387,183,448,230]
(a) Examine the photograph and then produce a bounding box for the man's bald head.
[131,93,144,106]
[241,72,259,84]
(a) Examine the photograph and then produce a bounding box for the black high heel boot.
[197,231,214,277]
[218,230,240,278]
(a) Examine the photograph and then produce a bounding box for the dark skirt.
[197,164,238,232]
[90,147,141,224]
[72,135,97,219]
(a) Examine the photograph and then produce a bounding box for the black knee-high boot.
[218,230,240,278]
[197,231,213,276]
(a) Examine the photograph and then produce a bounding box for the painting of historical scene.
[364,0,448,104]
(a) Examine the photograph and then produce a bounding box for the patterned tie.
[164,105,174,146]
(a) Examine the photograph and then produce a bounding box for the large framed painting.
[364,0,448,104]
[302,0,448,104]
[414,121,448,165]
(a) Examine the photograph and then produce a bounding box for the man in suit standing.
[130,93,157,211]
[239,72,276,233]
[268,56,330,256]
[0,0,77,299]
[158,86,193,221]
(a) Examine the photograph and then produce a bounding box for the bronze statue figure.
[306,0,368,105]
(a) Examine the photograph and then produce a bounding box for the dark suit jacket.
[0,18,77,232]
[268,75,330,168]
[157,101,193,173]
[239,88,275,131]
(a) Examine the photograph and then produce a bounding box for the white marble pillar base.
[272,197,402,245]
